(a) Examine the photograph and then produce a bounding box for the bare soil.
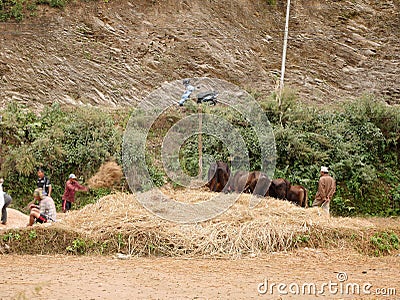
[0,0,399,109]
[1,195,399,299]
[0,249,398,300]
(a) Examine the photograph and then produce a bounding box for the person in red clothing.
[62,174,88,213]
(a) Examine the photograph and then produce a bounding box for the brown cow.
[268,178,291,199]
[287,185,308,207]
[246,171,271,196]
[230,170,270,196]
[231,170,249,193]
[207,161,231,193]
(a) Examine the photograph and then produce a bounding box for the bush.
[260,92,400,216]
[0,102,125,209]
[0,0,68,21]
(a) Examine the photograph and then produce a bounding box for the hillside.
[0,0,399,109]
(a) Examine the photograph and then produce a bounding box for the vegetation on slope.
[0,102,124,210]
[1,92,399,217]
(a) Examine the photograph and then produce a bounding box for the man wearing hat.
[28,188,56,226]
[312,166,336,214]
[61,174,88,213]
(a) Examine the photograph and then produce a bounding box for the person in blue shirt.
[178,79,195,106]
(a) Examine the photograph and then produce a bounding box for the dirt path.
[0,249,398,300]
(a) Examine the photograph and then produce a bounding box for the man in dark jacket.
[37,168,52,197]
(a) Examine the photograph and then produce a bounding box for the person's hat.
[320,166,329,173]
[33,188,46,199]
[69,174,77,179]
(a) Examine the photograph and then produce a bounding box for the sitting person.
[28,188,57,226]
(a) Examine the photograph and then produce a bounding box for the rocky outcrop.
[0,0,399,109]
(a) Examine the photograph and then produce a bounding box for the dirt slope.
[0,0,399,108]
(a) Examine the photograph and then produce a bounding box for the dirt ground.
[0,249,398,300]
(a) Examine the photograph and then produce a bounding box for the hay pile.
[0,208,29,231]
[61,188,377,258]
[88,161,123,189]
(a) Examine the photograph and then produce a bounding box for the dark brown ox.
[207,161,231,192]
[268,178,291,199]
[287,185,308,207]
[231,170,249,193]
[231,170,270,196]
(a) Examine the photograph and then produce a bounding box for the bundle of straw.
[88,161,123,189]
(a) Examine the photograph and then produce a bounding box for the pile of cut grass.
[60,189,381,257]
[1,188,398,257]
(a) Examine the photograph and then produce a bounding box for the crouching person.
[28,188,57,226]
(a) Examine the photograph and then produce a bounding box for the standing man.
[1,193,12,225]
[62,174,88,213]
[0,178,12,225]
[28,188,57,226]
[37,168,52,197]
[312,166,336,214]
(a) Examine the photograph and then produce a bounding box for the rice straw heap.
[61,187,378,258]
[88,161,123,189]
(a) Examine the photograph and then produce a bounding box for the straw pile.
[88,161,123,189]
[61,188,378,258]
[0,209,29,231]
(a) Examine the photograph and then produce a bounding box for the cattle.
[230,170,270,196]
[230,170,249,193]
[207,161,231,193]
[268,178,308,208]
[287,185,308,207]
[268,178,291,199]
[246,171,271,196]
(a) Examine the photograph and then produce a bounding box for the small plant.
[295,234,310,244]
[66,238,87,254]
[10,0,24,21]
[117,233,125,252]
[147,242,156,254]
[99,241,109,254]
[28,230,37,240]
[370,232,399,256]
[2,232,13,242]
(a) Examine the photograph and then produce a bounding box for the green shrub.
[0,0,68,21]
[0,102,124,209]
[260,93,400,216]
[370,232,399,256]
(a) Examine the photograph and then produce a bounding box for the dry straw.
[61,187,378,258]
[88,161,123,189]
